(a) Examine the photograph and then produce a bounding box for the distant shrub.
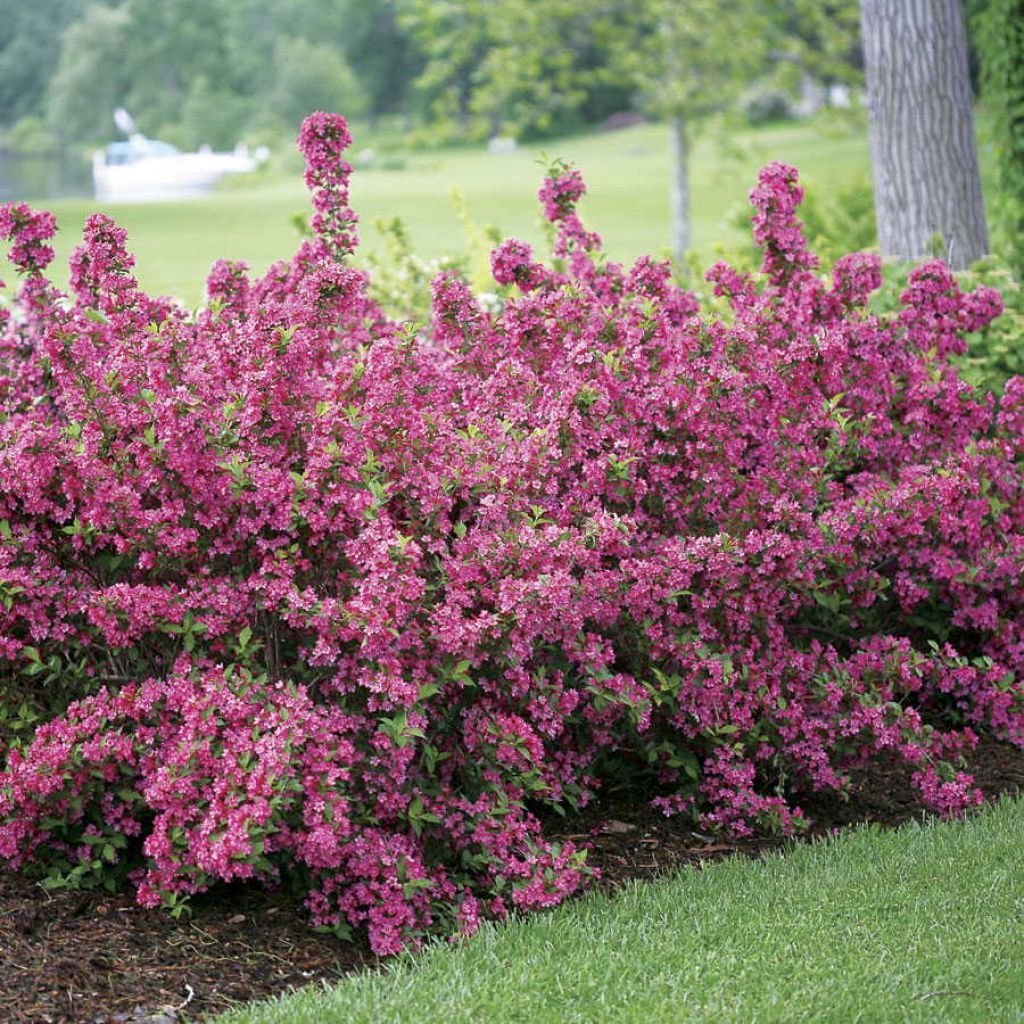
[0,116,58,157]
[0,114,1021,954]
[741,87,796,126]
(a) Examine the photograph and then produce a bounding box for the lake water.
[0,152,92,203]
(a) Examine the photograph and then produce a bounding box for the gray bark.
[668,114,690,259]
[860,0,989,269]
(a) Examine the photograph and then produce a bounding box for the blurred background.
[0,0,1011,305]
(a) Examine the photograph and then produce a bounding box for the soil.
[2,737,1023,1024]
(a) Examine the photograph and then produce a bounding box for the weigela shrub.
[0,113,1022,954]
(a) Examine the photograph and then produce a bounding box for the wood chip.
[599,819,637,834]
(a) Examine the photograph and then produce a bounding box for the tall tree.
[338,0,421,122]
[860,0,989,268]
[400,0,493,136]
[405,0,769,257]
[46,4,132,145]
[0,0,86,128]
[766,0,862,93]
[118,0,231,138]
[269,36,367,132]
[467,0,634,140]
[621,0,769,258]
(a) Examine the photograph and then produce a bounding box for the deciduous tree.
[625,0,769,257]
[860,0,989,268]
[45,4,132,145]
[0,0,85,128]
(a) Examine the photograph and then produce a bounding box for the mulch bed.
[3,737,1023,1024]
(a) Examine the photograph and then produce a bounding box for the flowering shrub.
[1,113,1022,953]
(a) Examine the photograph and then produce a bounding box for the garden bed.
[2,737,1021,1024]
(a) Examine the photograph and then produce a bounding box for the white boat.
[92,134,265,203]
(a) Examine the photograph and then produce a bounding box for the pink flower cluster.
[0,115,1021,953]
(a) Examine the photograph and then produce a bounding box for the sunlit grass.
[212,797,1024,1024]
[24,117,872,306]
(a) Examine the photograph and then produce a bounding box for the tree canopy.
[0,0,863,152]
[1,0,409,149]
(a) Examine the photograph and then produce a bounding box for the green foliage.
[799,173,876,263]
[465,1,635,141]
[45,4,132,144]
[398,0,862,147]
[25,0,414,148]
[4,0,867,159]
[179,76,254,151]
[399,0,491,140]
[955,257,1024,392]
[624,0,770,124]
[972,0,1024,277]
[0,115,58,156]
[0,0,86,128]
[116,0,231,139]
[269,37,367,132]
[766,0,863,89]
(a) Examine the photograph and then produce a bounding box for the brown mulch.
[2,737,1023,1024]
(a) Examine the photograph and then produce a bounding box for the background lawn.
[18,118,872,306]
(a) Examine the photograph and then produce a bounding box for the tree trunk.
[860,0,989,269]
[668,113,690,260]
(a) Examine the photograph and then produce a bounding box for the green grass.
[213,798,1024,1024]
[25,117,871,306]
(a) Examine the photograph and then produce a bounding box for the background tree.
[859,0,989,269]
[30,0,416,148]
[618,0,770,258]
[116,0,232,141]
[0,0,86,130]
[6,0,855,171]
[399,0,494,137]
[339,0,421,126]
[765,0,862,97]
[269,37,367,132]
[461,0,634,140]
[46,4,132,146]
[178,75,255,152]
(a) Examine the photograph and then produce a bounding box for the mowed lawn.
[213,797,1024,1024]
[25,119,872,306]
